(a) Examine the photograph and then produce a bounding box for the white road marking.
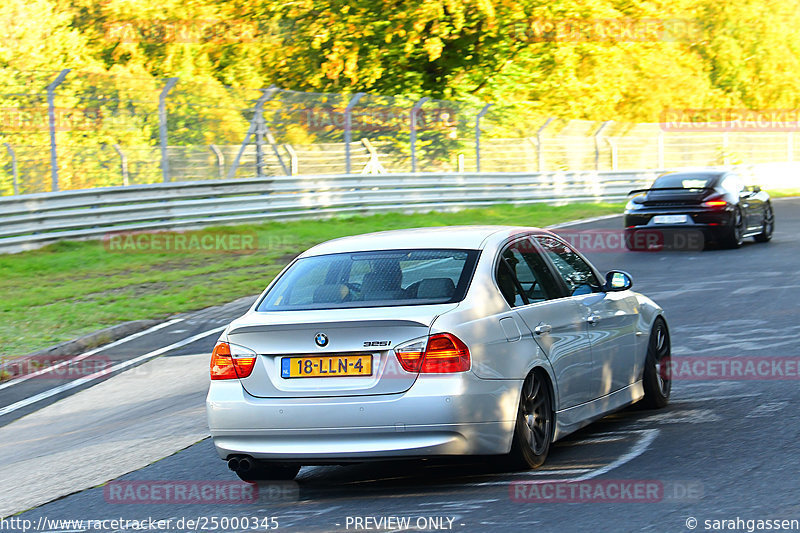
[734,284,800,294]
[678,382,737,389]
[470,429,659,486]
[0,319,184,391]
[559,435,629,446]
[671,393,762,403]
[419,499,499,506]
[0,326,224,418]
[635,409,721,425]
[573,429,659,481]
[745,401,789,418]
[547,214,622,229]
[501,468,593,477]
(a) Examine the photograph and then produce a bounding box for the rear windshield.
[651,173,719,189]
[256,249,480,310]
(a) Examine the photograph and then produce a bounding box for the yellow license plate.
[280,354,372,378]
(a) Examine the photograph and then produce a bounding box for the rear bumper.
[623,209,734,249]
[206,373,520,461]
[624,208,734,230]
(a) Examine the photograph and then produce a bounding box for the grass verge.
[2,202,622,358]
[766,189,800,198]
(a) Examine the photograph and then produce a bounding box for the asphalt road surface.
[3,198,799,533]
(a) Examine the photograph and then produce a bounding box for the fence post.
[159,77,179,182]
[158,78,178,183]
[3,143,18,195]
[594,120,612,171]
[410,97,429,172]
[536,117,554,171]
[266,130,289,176]
[254,108,288,177]
[255,110,266,178]
[475,103,492,173]
[112,144,129,186]
[284,144,298,176]
[606,138,618,170]
[208,144,225,179]
[47,69,70,192]
[228,87,285,178]
[344,93,366,174]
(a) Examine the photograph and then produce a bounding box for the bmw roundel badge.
[314,333,329,347]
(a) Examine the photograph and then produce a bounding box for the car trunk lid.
[226,304,459,397]
[641,188,714,207]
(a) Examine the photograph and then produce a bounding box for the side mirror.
[603,270,633,292]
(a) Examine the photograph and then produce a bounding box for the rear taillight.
[702,199,728,208]
[395,333,470,373]
[210,341,256,380]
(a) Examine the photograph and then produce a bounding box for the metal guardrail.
[0,170,663,254]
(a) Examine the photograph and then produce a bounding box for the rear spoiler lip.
[627,187,715,196]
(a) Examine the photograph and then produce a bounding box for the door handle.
[534,323,552,335]
[587,315,600,325]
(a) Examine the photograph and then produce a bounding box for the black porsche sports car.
[624,170,774,250]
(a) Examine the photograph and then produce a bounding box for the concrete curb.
[1,319,160,378]
[546,213,622,230]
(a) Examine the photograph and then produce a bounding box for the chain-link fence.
[1,69,799,195]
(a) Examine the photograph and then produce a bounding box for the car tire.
[722,207,745,248]
[641,318,671,409]
[235,462,301,482]
[508,370,554,469]
[753,203,774,243]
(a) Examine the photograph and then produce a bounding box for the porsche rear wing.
[628,187,715,195]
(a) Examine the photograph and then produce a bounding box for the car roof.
[657,170,728,180]
[299,226,546,257]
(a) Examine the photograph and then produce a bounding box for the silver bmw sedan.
[206,226,670,481]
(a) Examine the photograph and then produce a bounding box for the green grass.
[765,189,800,198]
[1,202,622,358]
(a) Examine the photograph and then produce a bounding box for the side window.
[536,236,601,296]
[495,239,560,307]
